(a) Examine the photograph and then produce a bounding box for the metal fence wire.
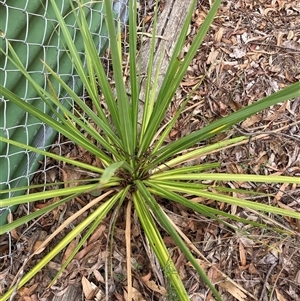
[0,0,129,260]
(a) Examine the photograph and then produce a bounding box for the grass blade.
[72,1,121,133]
[0,193,122,301]
[146,181,295,234]
[128,0,139,147]
[104,0,134,159]
[133,189,190,301]
[0,136,103,173]
[138,0,222,154]
[151,171,300,185]
[0,184,97,207]
[0,194,76,234]
[135,180,223,301]
[151,181,300,219]
[149,82,300,168]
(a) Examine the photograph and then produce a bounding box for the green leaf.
[0,84,113,164]
[151,171,300,186]
[49,187,128,286]
[104,0,134,159]
[70,1,121,134]
[128,0,139,146]
[140,0,160,138]
[100,161,124,185]
[133,189,190,301]
[138,0,222,155]
[0,194,76,235]
[0,136,104,174]
[1,194,121,301]
[149,82,300,169]
[149,181,300,220]
[135,180,223,301]
[146,181,294,235]
[153,135,248,173]
[0,184,96,208]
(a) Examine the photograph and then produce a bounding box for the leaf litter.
[1,0,300,300]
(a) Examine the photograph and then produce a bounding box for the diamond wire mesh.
[0,0,129,263]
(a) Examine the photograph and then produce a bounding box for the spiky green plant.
[0,0,300,300]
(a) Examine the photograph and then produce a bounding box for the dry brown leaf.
[114,292,124,301]
[269,65,281,73]
[207,265,220,284]
[219,281,247,301]
[124,286,146,301]
[193,10,206,27]
[263,8,276,15]
[82,276,98,300]
[239,237,255,248]
[181,79,201,87]
[142,15,152,25]
[241,113,262,127]
[141,271,151,282]
[88,224,106,244]
[277,200,296,212]
[206,48,219,64]
[32,240,46,254]
[61,165,87,187]
[17,297,32,301]
[239,241,247,267]
[248,263,260,275]
[30,231,47,254]
[143,279,167,295]
[275,288,289,301]
[18,284,39,299]
[274,31,285,46]
[214,27,224,42]
[93,269,105,283]
[7,213,19,240]
[74,241,101,261]
[62,237,78,263]
[274,182,290,202]
[295,270,300,283]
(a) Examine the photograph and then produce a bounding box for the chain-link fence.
[0,0,128,234]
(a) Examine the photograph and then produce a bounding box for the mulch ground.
[1,0,300,300]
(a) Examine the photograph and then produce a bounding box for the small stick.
[259,262,277,301]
